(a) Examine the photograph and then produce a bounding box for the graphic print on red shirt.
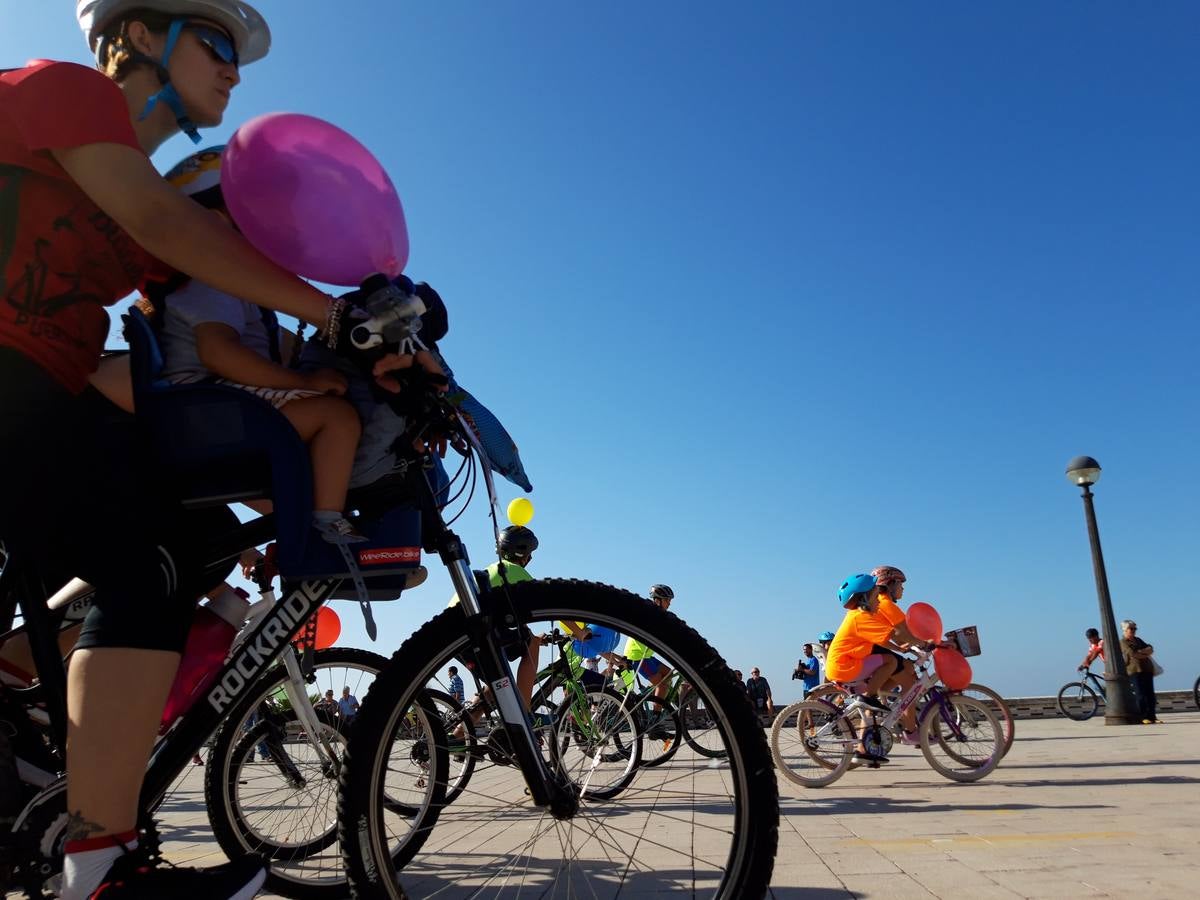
[0,61,154,393]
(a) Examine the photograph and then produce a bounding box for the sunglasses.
[184,23,239,67]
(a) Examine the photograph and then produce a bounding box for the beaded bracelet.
[322,297,347,350]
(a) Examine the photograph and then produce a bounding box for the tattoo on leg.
[65,810,109,843]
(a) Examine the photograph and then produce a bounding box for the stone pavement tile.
[819,850,903,877]
[941,850,1052,872]
[770,862,848,890]
[984,869,1110,898]
[837,873,936,899]
[801,835,865,854]
[922,884,1024,900]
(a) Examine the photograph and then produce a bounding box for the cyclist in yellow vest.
[621,584,675,700]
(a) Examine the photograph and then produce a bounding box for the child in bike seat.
[152,147,365,544]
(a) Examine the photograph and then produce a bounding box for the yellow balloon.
[507,498,535,526]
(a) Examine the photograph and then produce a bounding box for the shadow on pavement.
[996,774,1200,788]
[781,797,1109,816]
[1001,758,1200,769]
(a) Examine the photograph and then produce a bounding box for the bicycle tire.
[770,700,854,788]
[1193,674,1199,712]
[679,690,727,759]
[338,578,778,900]
[1056,681,1100,721]
[961,683,1015,757]
[633,695,681,768]
[204,647,400,900]
[919,695,1002,782]
[424,689,476,807]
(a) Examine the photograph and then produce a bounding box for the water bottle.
[159,587,251,731]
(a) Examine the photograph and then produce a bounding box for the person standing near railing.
[1120,620,1158,724]
[793,645,820,697]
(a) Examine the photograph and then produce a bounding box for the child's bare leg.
[278,396,362,512]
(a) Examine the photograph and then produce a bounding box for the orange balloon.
[314,606,341,650]
[933,647,973,691]
[906,602,943,642]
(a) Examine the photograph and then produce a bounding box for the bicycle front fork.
[445,553,578,819]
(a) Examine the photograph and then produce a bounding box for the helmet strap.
[135,19,203,145]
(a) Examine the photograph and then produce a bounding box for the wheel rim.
[217,651,386,891]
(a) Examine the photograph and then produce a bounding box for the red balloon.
[314,606,341,650]
[906,602,944,642]
[934,647,973,691]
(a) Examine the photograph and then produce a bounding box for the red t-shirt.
[0,61,154,393]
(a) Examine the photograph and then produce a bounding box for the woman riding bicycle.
[1,3,425,896]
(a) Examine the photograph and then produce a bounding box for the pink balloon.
[906,602,943,642]
[933,647,973,691]
[223,113,408,286]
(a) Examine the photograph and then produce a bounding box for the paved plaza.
[32,710,1197,899]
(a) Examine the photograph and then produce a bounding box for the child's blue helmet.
[837,573,877,607]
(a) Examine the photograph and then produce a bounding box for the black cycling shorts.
[0,349,237,653]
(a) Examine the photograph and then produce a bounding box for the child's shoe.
[314,515,369,544]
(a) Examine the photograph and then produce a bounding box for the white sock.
[61,830,137,900]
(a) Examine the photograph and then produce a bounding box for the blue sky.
[7,2,1198,699]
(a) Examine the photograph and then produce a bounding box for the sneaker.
[852,751,890,765]
[898,730,921,746]
[314,516,369,544]
[531,712,554,729]
[853,694,888,712]
[89,852,268,899]
[191,754,204,766]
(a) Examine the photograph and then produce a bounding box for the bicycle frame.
[1080,668,1107,698]
[819,656,961,744]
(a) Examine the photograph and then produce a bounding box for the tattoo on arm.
[65,810,109,842]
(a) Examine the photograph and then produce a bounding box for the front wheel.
[203,647,391,900]
[1192,674,1199,711]
[679,690,727,759]
[549,687,642,796]
[1056,681,1100,721]
[338,578,778,899]
[960,683,1015,757]
[770,700,854,788]
[919,695,1003,782]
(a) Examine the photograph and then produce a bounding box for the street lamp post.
[1065,456,1139,725]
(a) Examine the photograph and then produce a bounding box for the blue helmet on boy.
[837,573,876,607]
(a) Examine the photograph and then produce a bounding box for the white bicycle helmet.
[77,0,271,66]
